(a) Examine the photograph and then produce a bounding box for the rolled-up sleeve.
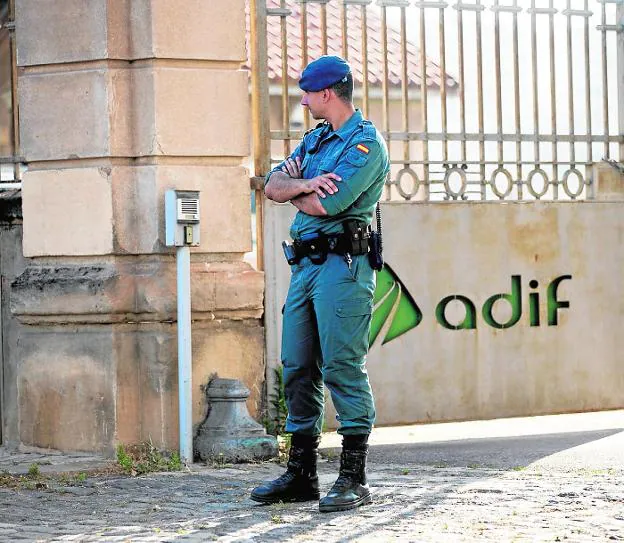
[319,140,384,216]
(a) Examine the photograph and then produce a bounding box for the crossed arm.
[264,157,342,217]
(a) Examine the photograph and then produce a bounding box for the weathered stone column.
[9,0,263,454]
[593,161,624,201]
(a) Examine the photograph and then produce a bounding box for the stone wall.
[0,191,26,448]
[4,0,263,454]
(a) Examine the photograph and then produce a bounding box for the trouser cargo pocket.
[332,299,372,361]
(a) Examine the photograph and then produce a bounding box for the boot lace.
[277,446,316,484]
[330,472,355,493]
[273,470,297,485]
[330,451,364,492]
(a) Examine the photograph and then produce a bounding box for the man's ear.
[322,88,332,103]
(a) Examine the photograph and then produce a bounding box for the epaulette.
[304,121,327,136]
[360,121,377,140]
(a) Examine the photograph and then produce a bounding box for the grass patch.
[276,433,292,464]
[204,453,234,469]
[0,464,96,491]
[263,367,289,437]
[116,441,183,476]
[1,443,183,491]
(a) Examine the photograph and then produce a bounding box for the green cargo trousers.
[281,252,376,436]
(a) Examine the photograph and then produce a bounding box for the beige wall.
[8,0,263,454]
[264,165,624,428]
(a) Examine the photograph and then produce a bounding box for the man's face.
[300,90,325,119]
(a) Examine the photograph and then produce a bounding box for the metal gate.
[249,0,624,425]
[250,0,623,198]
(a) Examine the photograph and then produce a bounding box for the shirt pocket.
[332,146,371,181]
[319,155,338,174]
[332,298,373,360]
[346,147,369,168]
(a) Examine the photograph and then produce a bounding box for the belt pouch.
[342,220,370,256]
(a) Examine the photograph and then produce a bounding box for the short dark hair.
[330,72,353,104]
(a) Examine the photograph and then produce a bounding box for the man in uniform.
[250,55,390,513]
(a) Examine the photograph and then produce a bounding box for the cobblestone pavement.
[1,460,623,542]
[1,412,623,542]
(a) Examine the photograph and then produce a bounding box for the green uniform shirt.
[266,110,390,240]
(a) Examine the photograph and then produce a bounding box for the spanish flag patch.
[356,143,370,154]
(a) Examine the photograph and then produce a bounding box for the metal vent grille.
[177,198,200,221]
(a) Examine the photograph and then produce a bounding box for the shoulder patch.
[356,143,370,154]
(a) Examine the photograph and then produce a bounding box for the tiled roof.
[255,1,456,89]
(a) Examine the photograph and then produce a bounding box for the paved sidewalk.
[1,410,623,542]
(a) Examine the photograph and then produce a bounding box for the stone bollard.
[194,378,278,463]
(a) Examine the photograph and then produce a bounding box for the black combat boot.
[319,434,372,513]
[250,433,321,503]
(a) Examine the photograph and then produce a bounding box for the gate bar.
[419,1,430,196]
[361,3,370,117]
[475,0,485,198]
[567,0,576,165]
[618,1,624,161]
[279,0,291,158]
[8,0,19,181]
[400,5,410,167]
[438,3,448,163]
[549,0,559,199]
[531,0,541,174]
[601,0,610,158]
[584,0,593,167]
[494,0,503,167]
[250,0,270,271]
[342,1,349,59]
[457,0,467,164]
[380,5,390,140]
[512,0,523,198]
[300,1,310,131]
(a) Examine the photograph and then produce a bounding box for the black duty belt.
[282,227,371,266]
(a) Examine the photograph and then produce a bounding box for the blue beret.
[298,55,351,92]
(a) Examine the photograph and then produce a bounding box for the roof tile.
[248,1,456,89]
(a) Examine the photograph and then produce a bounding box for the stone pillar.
[593,161,624,201]
[9,0,263,454]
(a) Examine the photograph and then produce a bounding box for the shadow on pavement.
[356,428,624,469]
[2,428,623,542]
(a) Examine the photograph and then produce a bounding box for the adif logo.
[370,269,572,346]
[370,264,422,346]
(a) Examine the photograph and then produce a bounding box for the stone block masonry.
[4,0,263,454]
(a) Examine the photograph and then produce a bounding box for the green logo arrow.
[369,264,422,346]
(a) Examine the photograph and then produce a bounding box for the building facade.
[0,0,263,455]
